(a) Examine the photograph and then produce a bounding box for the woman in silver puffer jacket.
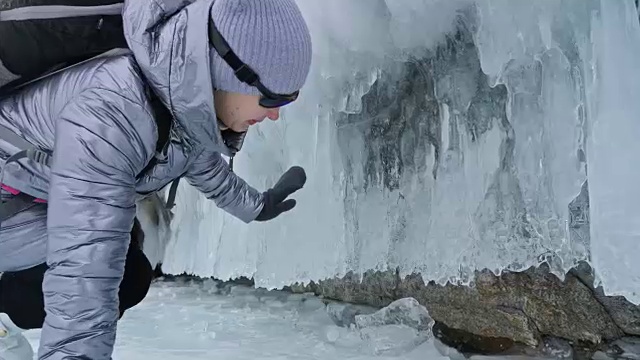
[0,0,312,358]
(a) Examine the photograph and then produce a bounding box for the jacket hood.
[122,0,239,156]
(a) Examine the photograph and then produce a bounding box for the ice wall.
[586,0,640,304]
[161,0,640,302]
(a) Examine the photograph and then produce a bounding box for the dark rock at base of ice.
[469,355,555,360]
[433,321,515,355]
[447,335,572,359]
[292,262,627,348]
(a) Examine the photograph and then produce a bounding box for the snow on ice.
[25,280,564,359]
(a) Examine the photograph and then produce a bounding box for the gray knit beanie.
[210,0,313,96]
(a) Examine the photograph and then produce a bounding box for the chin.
[232,125,250,133]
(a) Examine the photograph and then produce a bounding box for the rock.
[469,355,556,360]
[436,334,572,359]
[285,281,318,294]
[313,270,398,308]
[470,356,553,360]
[398,273,538,346]
[433,321,515,354]
[290,263,625,348]
[595,295,640,337]
[570,262,640,337]
[472,265,622,344]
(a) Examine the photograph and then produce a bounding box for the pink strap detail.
[1,184,47,203]
[1,184,20,195]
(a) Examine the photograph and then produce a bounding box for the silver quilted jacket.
[0,0,264,358]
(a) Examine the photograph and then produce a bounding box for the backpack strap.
[0,123,52,167]
[164,157,235,210]
[0,123,53,226]
[0,3,123,22]
[0,48,132,98]
[141,86,182,211]
[165,178,180,210]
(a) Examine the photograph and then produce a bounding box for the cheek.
[231,106,240,118]
[242,107,267,121]
[224,98,266,122]
[225,105,245,123]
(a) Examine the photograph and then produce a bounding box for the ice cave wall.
[160,0,640,304]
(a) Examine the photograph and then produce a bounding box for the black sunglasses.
[208,19,299,109]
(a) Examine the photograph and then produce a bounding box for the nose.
[267,108,280,121]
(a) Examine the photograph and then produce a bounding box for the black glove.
[255,166,306,222]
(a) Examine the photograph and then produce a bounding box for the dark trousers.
[0,219,154,330]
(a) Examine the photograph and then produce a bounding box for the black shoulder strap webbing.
[0,48,131,99]
[0,123,52,167]
[165,178,180,209]
[164,156,235,210]
[144,86,181,210]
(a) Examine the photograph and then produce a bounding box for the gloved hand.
[255,166,306,222]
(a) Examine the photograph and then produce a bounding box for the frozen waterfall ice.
[155,0,640,304]
[585,0,640,304]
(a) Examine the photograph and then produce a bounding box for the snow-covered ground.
[23,279,555,360]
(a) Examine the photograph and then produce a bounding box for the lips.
[247,119,259,126]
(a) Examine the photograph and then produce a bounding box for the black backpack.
[0,0,182,221]
[0,0,127,91]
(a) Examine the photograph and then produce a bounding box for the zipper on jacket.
[0,3,123,21]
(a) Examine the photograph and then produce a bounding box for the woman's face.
[214,90,281,132]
